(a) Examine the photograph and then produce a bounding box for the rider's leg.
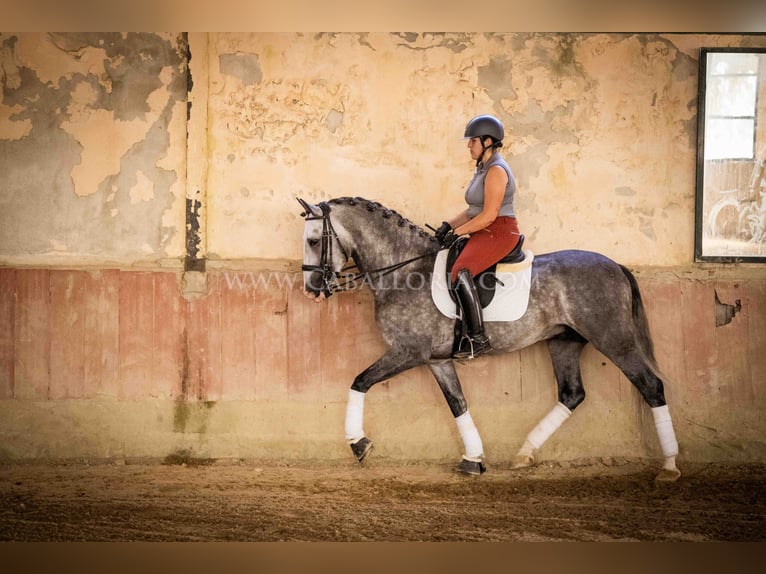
[452,268,491,359]
[449,217,520,360]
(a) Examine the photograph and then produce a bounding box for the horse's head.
[298,198,351,302]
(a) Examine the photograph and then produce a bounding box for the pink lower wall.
[0,267,764,461]
[0,268,393,403]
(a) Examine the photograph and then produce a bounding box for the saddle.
[445,235,526,308]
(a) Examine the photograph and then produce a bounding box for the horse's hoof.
[350,437,373,463]
[511,454,534,469]
[655,468,681,483]
[457,458,486,476]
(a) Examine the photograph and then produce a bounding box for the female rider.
[435,114,522,359]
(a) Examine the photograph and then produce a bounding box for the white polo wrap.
[345,389,366,443]
[651,405,679,458]
[455,411,484,460]
[527,402,572,450]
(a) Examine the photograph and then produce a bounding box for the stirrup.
[453,334,492,359]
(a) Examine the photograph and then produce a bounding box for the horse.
[298,196,681,482]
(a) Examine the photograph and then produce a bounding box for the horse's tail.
[618,264,659,372]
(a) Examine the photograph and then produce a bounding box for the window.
[704,52,760,160]
[695,48,766,262]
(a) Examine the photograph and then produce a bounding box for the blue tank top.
[464,152,516,218]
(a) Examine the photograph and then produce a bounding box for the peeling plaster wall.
[206,33,766,266]
[0,33,188,265]
[3,32,766,267]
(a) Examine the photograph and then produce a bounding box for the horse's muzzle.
[302,269,333,301]
[303,289,326,303]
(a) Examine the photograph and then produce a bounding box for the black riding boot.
[453,268,492,359]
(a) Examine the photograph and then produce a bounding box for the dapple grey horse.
[299,196,681,482]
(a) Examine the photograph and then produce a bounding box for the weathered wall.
[205,33,765,266]
[0,33,188,266]
[4,32,766,267]
[1,32,766,464]
[6,33,763,266]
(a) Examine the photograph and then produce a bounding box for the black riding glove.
[438,230,458,248]
[434,221,452,242]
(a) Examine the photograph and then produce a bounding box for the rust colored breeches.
[451,216,521,283]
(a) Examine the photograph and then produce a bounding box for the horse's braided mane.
[328,196,433,239]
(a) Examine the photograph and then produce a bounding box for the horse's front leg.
[346,347,426,463]
[427,359,486,476]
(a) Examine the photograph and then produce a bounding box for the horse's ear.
[296,197,314,218]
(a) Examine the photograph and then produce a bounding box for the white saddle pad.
[430,249,534,322]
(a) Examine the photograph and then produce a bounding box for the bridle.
[299,200,351,298]
[298,198,440,298]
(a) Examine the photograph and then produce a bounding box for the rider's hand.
[438,230,458,249]
[434,221,452,243]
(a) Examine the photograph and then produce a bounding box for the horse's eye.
[308,238,320,247]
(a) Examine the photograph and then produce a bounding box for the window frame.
[694,47,766,263]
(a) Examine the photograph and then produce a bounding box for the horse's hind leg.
[512,334,586,469]
[427,359,485,475]
[610,352,680,482]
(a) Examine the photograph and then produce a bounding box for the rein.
[300,200,440,296]
[331,250,440,293]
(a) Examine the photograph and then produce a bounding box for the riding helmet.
[464,114,504,142]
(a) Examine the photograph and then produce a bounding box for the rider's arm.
[454,165,508,235]
[447,209,471,230]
